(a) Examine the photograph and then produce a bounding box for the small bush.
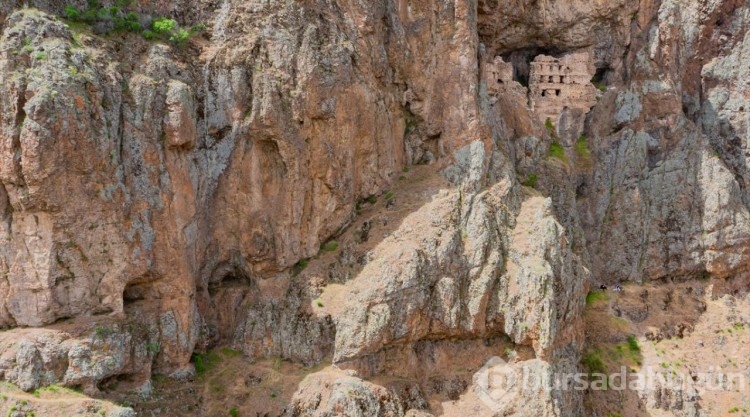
[594,83,608,92]
[152,18,176,35]
[316,300,324,307]
[64,5,80,19]
[521,173,538,188]
[192,352,220,376]
[321,241,339,252]
[169,28,190,45]
[190,23,208,35]
[62,4,200,45]
[34,52,47,60]
[228,407,239,417]
[582,350,607,375]
[585,291,609,306]
[626,335,640,353]
[291,258,309,277]
[549,142,566,161]
[384,191,394,201]
[575,135,590,156]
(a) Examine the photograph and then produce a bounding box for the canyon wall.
[0,0,747,415]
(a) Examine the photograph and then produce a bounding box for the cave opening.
[591,66,612,86]
[122,273,161,309]
[97,373,140,393]
[123,282,148,304]
[207,267,255,297]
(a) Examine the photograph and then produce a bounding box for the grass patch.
[192,352,220,377]
[384,191,394,201]
[626,335,640,353]
[315,300,324,308]
[228,407,239,417]
[321,241,339,252]
[549,142,567,161]
[575,135,590,157]
[585,291,609,306]
[594,82,608,92]
[291,258,309,277]
[220,347,242,358]
[521,173,538,189]
[582,350,607,374]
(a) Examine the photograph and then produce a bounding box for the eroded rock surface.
[0,0,748,416]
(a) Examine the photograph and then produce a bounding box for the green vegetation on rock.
[62,1,204,46]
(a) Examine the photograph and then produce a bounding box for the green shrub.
[169,28,190,45]
[228,407,239,417]
[575,135,590,156]
[62,3,200,45]
[291,258,309,277]
[549,142,566,161]
[384,191,394,201]
[316,300,324,307]
[582,350,607,374]
[192,352,220,376]
[321,241,338,252]
[626,335,640,353]
[190,23,208,35]
[152,17,176,35]
[64,5,80,19]
[521,173,538,188]
[585,291,609,306]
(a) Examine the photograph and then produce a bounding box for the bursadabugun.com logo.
[474,356,746,412]
[473,356,520,412]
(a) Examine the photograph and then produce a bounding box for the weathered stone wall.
[529,53,598,125]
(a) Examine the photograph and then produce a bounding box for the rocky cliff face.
[0,0,747,416]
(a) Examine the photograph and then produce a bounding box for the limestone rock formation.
[0,0,747,416]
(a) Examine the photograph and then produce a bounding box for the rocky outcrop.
[0,0,748,416]
[580,0,750,285]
